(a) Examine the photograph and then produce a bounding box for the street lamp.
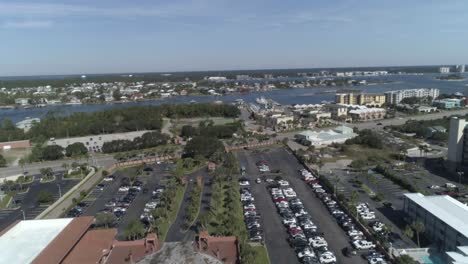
[458,171,464,185]
[57,184,62,198]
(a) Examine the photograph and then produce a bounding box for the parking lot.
[68,163,173,238]
[0,173,79,231]
[237,147,367,264]
[323,168,415,249]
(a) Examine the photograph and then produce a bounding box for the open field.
[0,148,30,166]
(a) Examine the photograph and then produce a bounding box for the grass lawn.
[171,117,236,133]
[159,184,187,242]
[250,245,270,264]
[323,144,395,164]
[0,194,12,209]
[0,148,30,166]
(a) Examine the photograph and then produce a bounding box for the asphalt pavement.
[165,168,210,242]
[0,174,79,231]
[237,147,367,264]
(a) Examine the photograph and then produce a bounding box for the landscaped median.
[153,183,187,242]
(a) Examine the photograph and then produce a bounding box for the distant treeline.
[0,66,444,88]
[0,103,240,142]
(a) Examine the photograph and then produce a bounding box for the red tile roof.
[32,216,94,264]
[197,231,239,264]
[62,228,117,264]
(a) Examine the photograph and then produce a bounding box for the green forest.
[0,103,240,142]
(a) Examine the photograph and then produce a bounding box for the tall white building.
[447,117,468,168]
[456,64,466,73]
[384,88,440,105]
[440,67,451,73]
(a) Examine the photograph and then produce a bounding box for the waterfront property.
[348,107,386,121]
[295,125,357,146]
[432,98,464,109]
[335,93,386,107]
[403,193,468,252]
[384,88,440,105]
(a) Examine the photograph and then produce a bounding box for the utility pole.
[57,184,62,198]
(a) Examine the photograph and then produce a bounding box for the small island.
[435,74,465,81]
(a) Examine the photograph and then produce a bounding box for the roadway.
[0,154,115,179]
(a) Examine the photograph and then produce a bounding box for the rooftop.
[0,218,73,264]
[404,193,468,238]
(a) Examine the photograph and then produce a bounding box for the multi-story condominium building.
[348,107,386,121]
[447,117,468,169]
[440,67,451,73]
[456,64,466,73]
[403,193,468,252]
[335,93,386,107]
[384,88,440,105]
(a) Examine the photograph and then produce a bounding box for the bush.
[37,190,54,204]
[65,142,88,157]
[345,129,383,149]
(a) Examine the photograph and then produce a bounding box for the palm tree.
[18,158,26,174]
[62,162,69,173]
[418,145,425,157]
[411,221,425,247]
[404,225,414,240]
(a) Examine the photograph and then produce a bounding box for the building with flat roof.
[440,67,451,73]
[0,217,159,264]
[348,107,386,121]
[433,98,463,109]
[295,125,357,146]
[335,93,386,107]
[384,88,440,105]
[403,193,468,251]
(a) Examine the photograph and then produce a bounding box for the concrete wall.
[0,140,31,150]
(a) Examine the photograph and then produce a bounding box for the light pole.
[57,184,62,198]
[458,171,464,185]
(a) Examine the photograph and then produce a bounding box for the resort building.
[335,93,386,107]
[384,88,440,105]
[433,98,464,109]
[295,125,357,146]
[403,193,468,252]
[348,107,386,121]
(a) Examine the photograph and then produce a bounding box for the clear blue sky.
[1,0,468,76]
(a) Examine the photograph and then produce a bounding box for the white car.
[297,247,315,259]
[314,188,326,193]
[239,181,250,186]
[348,229,364,237]
[103,177,114,182]
[369,257,387,264]
[310,237,328,248]
[265,178,274,183]
[243,204,256,210]
[113,207,127,212]
[319,252,336,264]
[311,183,322,189]
[145,202,158,209]
[353,240,376,250]
[428,185,441,189]
[361,213,376,220]
[118,186,130,192]
[259,165,270,172]
[372,222,385,232]
[283,218,297,225]
[295,209,308,217]
[278,180,289,186]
